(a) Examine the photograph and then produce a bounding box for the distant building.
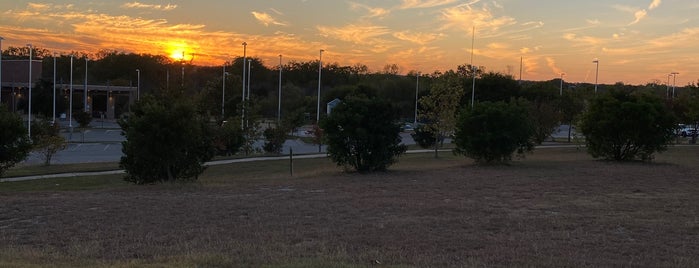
[327,98,342,115]
[0,59,135,120]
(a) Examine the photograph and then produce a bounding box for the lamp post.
[278,54,282,123]
[592,59,599,94]
[241,42,247,128]
[69,54,73,129]
[317,49,324,123]
[27,44,33,137]
[470,26,476,109]
[414,72,419,126]
[666,74,671,99]
[247,59,251,101]
[671,72,679,99]
[221,64,227,117]
[136,69,140,100]
[246,58,252,128]
[180,51,185,87]
[52,52,57,124]
[560,72,565,96]
[0,36,4,104]
[84,57,88,112]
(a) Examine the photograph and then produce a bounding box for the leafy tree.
[0,105,33,176]
[518,83,561,144]
[579,90,676,161]
[30,119,66,166]
[419,71,464,158]
[73,110,92,142]
[454,101,535,164]
[411,125,442,149]
[119,94,214,184]
[558,90,586,142]
[213,119,245,156]
[321,95,406,173]
[263,127,287,155]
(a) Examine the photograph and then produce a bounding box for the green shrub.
[453,101,534,164]
[0,105,32,176]
[579,90,676,161]
[119,95,214,184]
[321,96,406,173]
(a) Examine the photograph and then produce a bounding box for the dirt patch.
[1,147,698,267]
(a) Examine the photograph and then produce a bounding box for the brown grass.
[1,147,698,267]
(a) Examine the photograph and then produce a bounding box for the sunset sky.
[1,0,697,85]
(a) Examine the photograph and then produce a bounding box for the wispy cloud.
[546,57,564,75]
[400,0,461,9]
[393,31,443,45]
[121,2,177,11]
[317,24,390,44]
[439,4,516,34]
[630,9,647,25]
[251,11,287,27]
[648,0,662,10]
[349,2,390,19]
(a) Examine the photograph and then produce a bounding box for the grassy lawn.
[1,147,698,267]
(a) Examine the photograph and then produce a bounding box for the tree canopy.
[119,94,214,184]
[321,95,406,172]
[579,90,676,161]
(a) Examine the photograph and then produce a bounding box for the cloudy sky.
[1,0,697,85]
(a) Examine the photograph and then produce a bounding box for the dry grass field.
[1,146,698,267]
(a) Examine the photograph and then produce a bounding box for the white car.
[677,125,697,137]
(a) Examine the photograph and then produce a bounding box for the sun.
[166,42,193,62]
[170,49,185,61]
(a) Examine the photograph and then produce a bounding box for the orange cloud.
[251,11,287,27]
[121,2,177,11]
[393,31,443,45]
[439,4,516,34]
[400,0,460,9]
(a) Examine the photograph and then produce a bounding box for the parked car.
[677,124,698,137]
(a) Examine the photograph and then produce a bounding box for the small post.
[289,147,294,176]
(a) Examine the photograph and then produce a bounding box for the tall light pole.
[136,69,140,100]
[278,54,282,123]
[84,57,88,112]
[560,72,565,96]
[666,74,672,99]
[470,26,476,109]
[414,72,419,126]
[593,59,599,94]
[0,36,4,104]
[52,52,57,124]
[317,49,324,123]
[221,64,227,117]
[180,51,185,87]
[69,54,73,129]
[671,72,679,99]
[241,42,247,128]
[27,44,33,137]
[247,59,251,101]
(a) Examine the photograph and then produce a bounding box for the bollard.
[289,147,294,176]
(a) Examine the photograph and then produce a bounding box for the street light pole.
[241,42,247,128]
[27,44,33,137]
[671,72,679,99]
[84,57,88,112]
[666,74,671,99]
[278,54,282,123]
[221,64,226,117]
[317,49,324,123]
[0,36,4,104]
[470,26,476,109]
[560,73,565,96]
[414,72,419,126]
[53,52,57,124]
[69,54,73,129]
[593,59,599,94]
[136,69,140,100]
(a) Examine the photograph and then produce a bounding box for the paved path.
[1,147,581,183]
